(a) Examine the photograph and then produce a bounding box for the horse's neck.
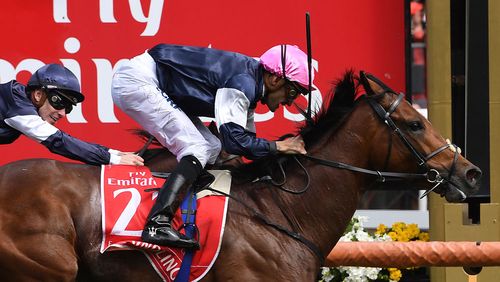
[281,114,376,254]
[316,107,375,165]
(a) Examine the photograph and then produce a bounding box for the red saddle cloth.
[100,165,228,282]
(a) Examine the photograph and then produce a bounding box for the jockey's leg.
[189,116,222,165]
[142,155,202,249]
[111,55,211,248]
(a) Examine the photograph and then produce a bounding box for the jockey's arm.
[4,114,143,166]
[215,87,278,159]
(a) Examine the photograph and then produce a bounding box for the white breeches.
[111,51,221,167]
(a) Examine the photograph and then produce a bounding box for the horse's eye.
[408,121,424,131]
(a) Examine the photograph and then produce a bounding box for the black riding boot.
[141,155,202,249]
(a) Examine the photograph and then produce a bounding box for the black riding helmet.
[26,64,85,105]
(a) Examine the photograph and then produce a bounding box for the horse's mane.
[300,69,361,146]
[232,70,363,181]
[134,70,363,181]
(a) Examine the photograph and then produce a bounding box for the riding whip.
[306,12,313,124]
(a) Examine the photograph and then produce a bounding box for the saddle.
[100,165,231,282]
[150,169,215,193]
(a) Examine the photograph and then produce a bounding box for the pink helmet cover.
[259,44,315,91]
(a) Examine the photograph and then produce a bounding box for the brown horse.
[0,71,481,281]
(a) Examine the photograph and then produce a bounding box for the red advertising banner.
[0,0,405,165]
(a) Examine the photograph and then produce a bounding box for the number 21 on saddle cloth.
[100,165,230,281]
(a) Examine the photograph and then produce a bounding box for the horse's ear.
[359,71,376,96]
[359,71,392,96]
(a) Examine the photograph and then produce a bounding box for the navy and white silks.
[111,44,277,167]
[0,81,119,165]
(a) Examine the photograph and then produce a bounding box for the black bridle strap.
[385,92,404,118]
[136,134,155,157]
[302,154,428,183]
[426,144,451,160]
[262,156,311,193]
[367,94,428,166]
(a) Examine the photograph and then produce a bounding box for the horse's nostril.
[466,167,482,185]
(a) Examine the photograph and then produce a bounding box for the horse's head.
[358,71,481,202]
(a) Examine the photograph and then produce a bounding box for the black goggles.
[46,90,74,114]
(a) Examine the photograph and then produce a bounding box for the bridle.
[364,89,461,198]
[263,81,464,200]
[361,72,462,197]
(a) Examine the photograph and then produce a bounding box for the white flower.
[366,267,382,279]
[339,232,354,242]
[354,229,374,242]
[374,233,392,242]
[356,216,369,224]
[320,267,334,282]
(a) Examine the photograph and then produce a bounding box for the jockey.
[111,44,313,249]
[0,63,144,166]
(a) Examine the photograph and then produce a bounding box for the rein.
[136,135,154,157]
